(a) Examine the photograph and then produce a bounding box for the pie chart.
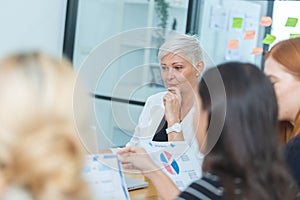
[160,151,180,175]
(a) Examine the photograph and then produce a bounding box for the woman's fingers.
[118,146,141,154]
[164,87,181,103]
[118,147,147,162]
[118,153,137,163]
[164,92,179,104]
[163,88,181,123]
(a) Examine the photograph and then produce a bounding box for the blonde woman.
[0,52,91,200]
[127,34,204,159]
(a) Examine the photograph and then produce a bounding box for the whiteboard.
[197,0,267,68]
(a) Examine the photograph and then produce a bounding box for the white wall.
[0,0,67,60]
[271,1,300,47]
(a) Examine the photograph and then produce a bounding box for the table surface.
[125,171,159,200]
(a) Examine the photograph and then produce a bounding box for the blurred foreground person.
[0,52,91,200]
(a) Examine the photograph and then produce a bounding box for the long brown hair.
[266,37,300,143]
[200,62,299,199]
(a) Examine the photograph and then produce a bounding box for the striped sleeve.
[175,173,223,200]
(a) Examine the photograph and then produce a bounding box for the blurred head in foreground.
[0,52,91,200]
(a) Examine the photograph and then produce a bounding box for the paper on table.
[83,154,130,200]
[140,141,203,191]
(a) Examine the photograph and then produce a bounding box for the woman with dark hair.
[197,62,299,199]
[118,62,300,200]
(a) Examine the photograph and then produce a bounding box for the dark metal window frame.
[63,0,79,61]
[261,0,275,69]
[186,0,201,34]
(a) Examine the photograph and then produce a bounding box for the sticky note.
[260,16,272,27]
[232,17,243,28]
[251,48,263,55]
[290,33,300,38]
[262,34,276,45]
[227,39,239,49]
[285,17,298,27]
[244,30,256,40]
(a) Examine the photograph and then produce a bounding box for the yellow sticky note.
[251,48,263,55]
[285,17,298,27]
[244,30,256,40]
[262,34,276,45]
[232,18,243,29]
[260,16,272,27]
[290,33,300,38]
[227,39,239,49]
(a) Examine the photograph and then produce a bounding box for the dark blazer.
[285,134,300,188]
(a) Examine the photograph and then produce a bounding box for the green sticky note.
[232,17,243,28]
[262,34,276,45]
[290,33,300,38]
[285,17,298,27]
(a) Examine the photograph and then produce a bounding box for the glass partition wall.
[71,0,190,149]
[65,0,273,149]
[197,0,271,67]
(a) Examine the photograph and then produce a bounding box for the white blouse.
[126,91,204,161]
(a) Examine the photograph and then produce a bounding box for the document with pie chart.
[141,141,203,191]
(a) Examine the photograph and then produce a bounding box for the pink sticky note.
[251,48,263,55]
[260,16,272,27]
[244,30,256,40]
[227,39,239,49]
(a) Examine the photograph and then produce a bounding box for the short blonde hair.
[0,52,90,200]
[158,34,203,68]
